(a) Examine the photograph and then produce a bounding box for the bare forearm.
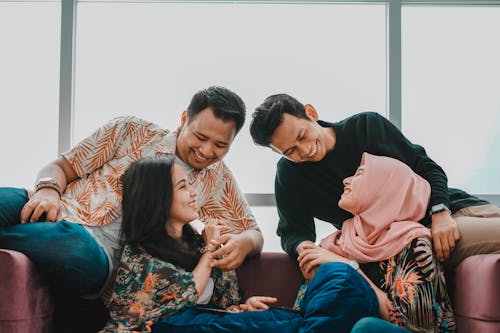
[36,163,68,192]
[242,229,263,256]
[356,269,389,320]
[192,253,212,298]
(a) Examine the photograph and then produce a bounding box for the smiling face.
[269,106,335,163]
[168,164,199,226]
[338,165,366,214]
[176,107,236,170]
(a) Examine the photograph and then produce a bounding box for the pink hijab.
[320,153,431,263]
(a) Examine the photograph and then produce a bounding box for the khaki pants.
[446,204,500,271]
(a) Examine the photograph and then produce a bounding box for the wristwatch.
[429,203,451,216]
[35,177,62,197]
[347,259,360,271]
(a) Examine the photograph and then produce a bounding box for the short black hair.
[121,156,203,271]
[250,94,309,147]
[187,86,246,134]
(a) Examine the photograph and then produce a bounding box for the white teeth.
[193,150,207,161]
[309,142,317,157]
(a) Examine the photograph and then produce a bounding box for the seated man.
[249,93,500,271]
[0,86,263,299]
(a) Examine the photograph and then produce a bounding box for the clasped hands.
[296,242,349,280]
[202,219,251,271]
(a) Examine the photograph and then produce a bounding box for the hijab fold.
[320,153,431,263]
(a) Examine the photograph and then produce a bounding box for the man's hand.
[20,188,62,223]
[297,243,349,278]
[431,211,460,261]
[296,240,316,256]
[202,219,230,245]
[211,233,252,271]
[239,296,278,311]
[203,222,223,248]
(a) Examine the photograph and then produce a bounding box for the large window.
[0,1,60,188]
[2,0,499,251]
[73,2,386,194]
[402,6,500,195]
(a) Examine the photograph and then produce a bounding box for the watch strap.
[35,178,62,197]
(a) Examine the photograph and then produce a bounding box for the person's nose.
[343,177,352,185]
[198,142,214,157]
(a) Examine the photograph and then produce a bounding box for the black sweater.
[275,112,488,257]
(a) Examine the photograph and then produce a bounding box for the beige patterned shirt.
[59,116,258,234]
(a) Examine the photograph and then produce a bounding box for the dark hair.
[121,156,203,271]
[187,86,246,134]
[250,94,310,147]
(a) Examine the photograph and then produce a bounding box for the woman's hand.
[298,244,349,278]
[203,222,222,251]
[239,296,278,311]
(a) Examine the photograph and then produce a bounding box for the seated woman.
[300,152,456,333]
[102,156,380,333]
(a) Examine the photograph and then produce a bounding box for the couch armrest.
[236,252,303,308]
[0,249,54,333]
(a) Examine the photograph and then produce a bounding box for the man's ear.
[304,104,319,121]
[179,110,188,130]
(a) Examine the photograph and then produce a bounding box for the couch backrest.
[236,252,303,307]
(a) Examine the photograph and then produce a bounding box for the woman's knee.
[0,187,28,227]
[351,317,409,333]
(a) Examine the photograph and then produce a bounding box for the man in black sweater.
[249,93,500,270]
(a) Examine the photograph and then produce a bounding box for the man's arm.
[200,163,263,270]
[363,112,459,260]
[275,160,317,258]
[20,157,78,223]
[20,116,140,224]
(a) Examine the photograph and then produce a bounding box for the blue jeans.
[154,262,379,333]
[0,187,108,296]
[351,317,411,333]
[154,307,303,333]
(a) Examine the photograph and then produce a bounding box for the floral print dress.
[102,244,241,333]
[379,237,455,333]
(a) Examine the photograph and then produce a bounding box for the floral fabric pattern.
[380,237,455,333]
[103,244,241,333]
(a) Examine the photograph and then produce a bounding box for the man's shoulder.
[338,111,384,125]
[110,115,168,131]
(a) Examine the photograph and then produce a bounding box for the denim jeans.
[0,187,108,296]
[351,317,411,333]
[153,262,379,333]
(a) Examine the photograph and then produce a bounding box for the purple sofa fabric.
[453,254,500,333]
[1,250,499,333]
[0,249,53,333]
[236,252,303,307]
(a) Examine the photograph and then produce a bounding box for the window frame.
[56,0,500,204]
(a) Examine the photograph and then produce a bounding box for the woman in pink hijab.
[299,153,455,333]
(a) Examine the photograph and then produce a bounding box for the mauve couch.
[0,250,499,333]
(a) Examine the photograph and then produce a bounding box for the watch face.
[38,177,54,183]
[431,203,449,214]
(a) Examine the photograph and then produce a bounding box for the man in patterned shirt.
[0,86,263,298]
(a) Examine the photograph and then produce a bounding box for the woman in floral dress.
[301,153,455,333]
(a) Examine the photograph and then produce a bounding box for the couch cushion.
[236,252,303,308]
[0,249,54,333]
[453,254,500,332]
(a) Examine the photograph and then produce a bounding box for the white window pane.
[402,6,500,195]
[74,2,386,193]
[0,2,60,188]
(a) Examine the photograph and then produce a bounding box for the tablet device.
[196,307,236,316]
